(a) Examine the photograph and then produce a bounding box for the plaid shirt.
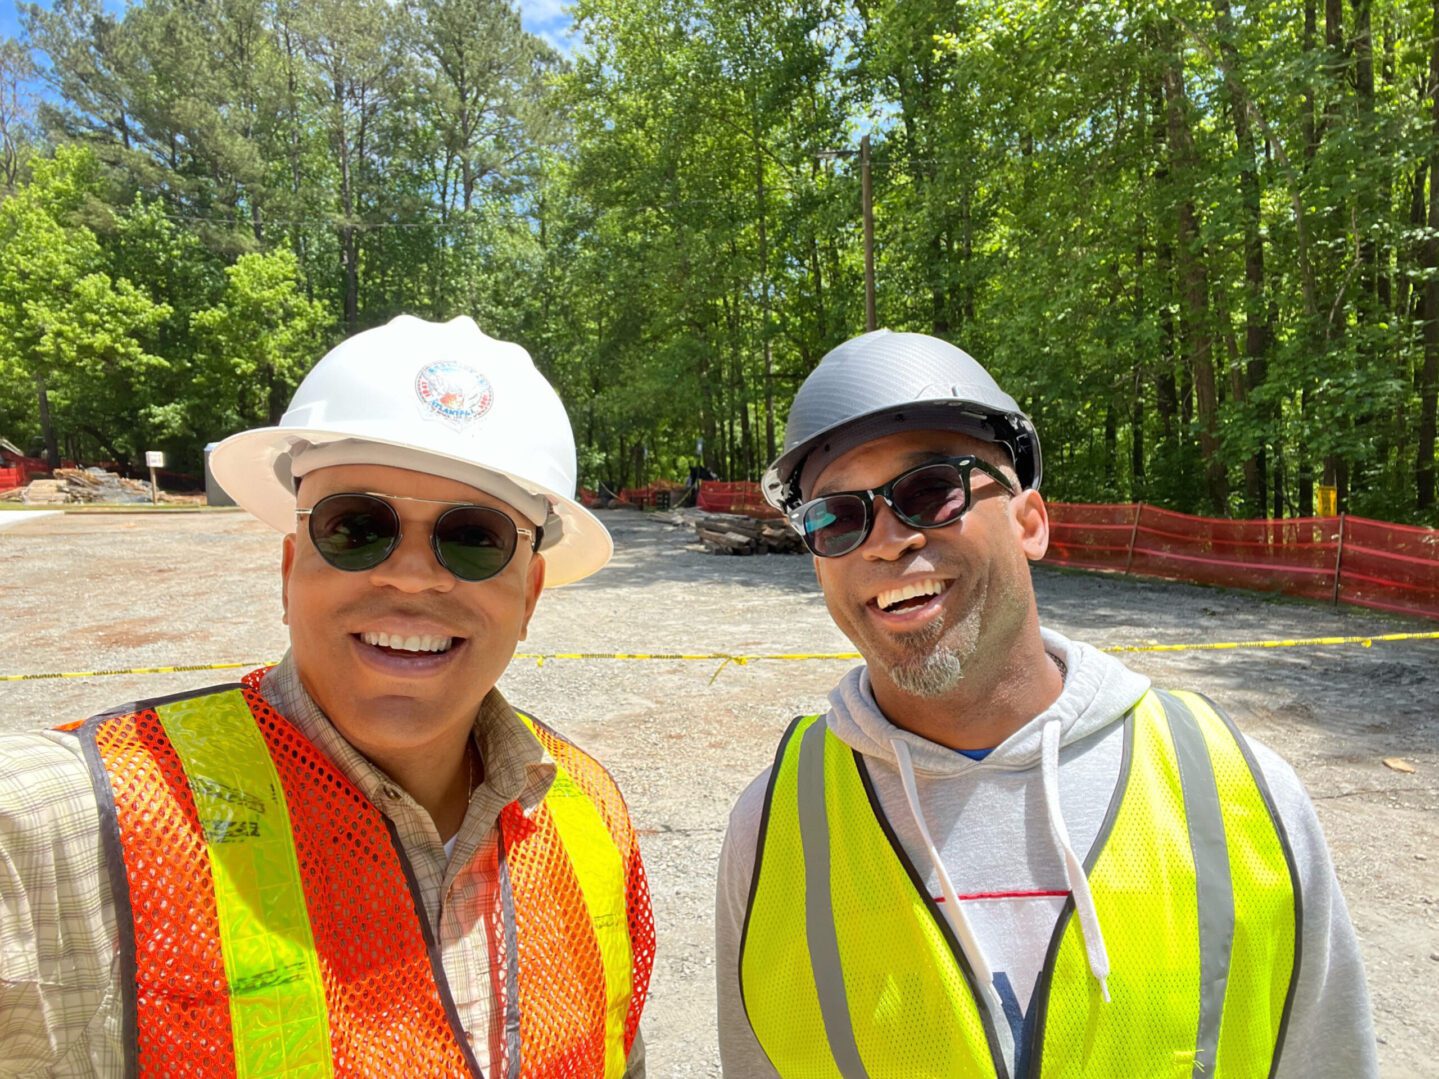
[0,654,644,1076]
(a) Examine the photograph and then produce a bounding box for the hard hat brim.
[209,426,613,588]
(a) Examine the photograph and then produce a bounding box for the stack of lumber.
[8,467,161,505]
[694,512,804,555]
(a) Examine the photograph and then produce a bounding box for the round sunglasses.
[296,491,541,582]
[789,455,1015,558]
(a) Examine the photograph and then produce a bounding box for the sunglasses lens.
[891,463,968,526]
[434,506,519,581]
[801,495,870,558]
[309,495,399,571]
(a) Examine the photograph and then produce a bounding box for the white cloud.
[517,0,581,60]
[517,0,570,30]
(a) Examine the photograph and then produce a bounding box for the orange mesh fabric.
[499,719,655,1077]
[502,801,609,1076]
[90,675,475,1078]
[93,707,238,1077]
[529,721,655,1058]
[237,678,475,1078]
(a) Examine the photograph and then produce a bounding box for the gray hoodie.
[715,628,1376,1077]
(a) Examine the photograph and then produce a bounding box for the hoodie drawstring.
[1040,718,1111,1002]
[889,737,996,989]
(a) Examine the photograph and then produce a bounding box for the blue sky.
[2,1,577,54]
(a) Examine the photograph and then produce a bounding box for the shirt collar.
[256,651,555,814]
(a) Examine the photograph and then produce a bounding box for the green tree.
[191,248,332,438]
[0,146,171,465]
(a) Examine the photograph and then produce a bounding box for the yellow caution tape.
[2,631,1435,683]
[0,661,261,682]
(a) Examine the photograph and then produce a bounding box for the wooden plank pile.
[2,467,161,505]
[694,512,804,555]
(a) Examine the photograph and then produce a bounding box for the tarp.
[1046,503,1439,621]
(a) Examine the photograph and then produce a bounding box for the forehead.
[298,463,516,514]
[811,428,996,496]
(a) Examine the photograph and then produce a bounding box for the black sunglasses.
[296,491,541,582]
[789,455,1014,558]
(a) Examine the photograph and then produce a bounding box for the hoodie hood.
[825,626,1150,774]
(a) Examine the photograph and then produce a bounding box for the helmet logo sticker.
[415,361,494,429]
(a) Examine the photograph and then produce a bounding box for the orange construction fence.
[1045,502,1439,621]
[0,467,24,491]
[696,481,782,519]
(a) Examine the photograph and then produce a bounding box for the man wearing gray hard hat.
[0,316,652,1076]
[716,330,1374,1077]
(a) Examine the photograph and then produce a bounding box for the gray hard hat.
[761,329,1042,512]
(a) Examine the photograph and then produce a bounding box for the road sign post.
[145,451,165,506]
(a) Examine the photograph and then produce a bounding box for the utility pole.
[861,134,876,331]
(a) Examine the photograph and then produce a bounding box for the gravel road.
[1,507,1434,1076]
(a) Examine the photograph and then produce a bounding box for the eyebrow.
[815,450,956,497]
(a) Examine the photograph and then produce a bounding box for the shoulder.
[723,768,774,864]
[720,713,832,885]
[0,729,97,834]
[1238,733,1332,873]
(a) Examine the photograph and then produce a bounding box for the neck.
[870,631,1064,752]
[369,734,476,842]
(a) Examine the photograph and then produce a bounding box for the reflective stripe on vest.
[498,713,654,1079]
[739,690,1299,1079]
[78,677,654,1079]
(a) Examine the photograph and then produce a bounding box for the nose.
[367,520,455,593]
[861,498,925,562]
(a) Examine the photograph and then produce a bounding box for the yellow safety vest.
[740,690,1299,1078]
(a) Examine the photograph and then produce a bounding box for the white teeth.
[360,631,454,654]
[877,579,949,612]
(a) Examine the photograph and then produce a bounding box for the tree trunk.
[1214,0,1273,516]
[1163,54,1226,513]
[1420,0,1439,510]
[35,372,59,467]
[754,123,776,464]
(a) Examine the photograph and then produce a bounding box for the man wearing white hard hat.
[0,316,654,1077]
[716,330,1374,1077]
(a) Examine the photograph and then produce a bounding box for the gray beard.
[880,612,968,698]
[887,647,966,697]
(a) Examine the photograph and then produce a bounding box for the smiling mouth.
[356,631,458,655]
[873,578,951,613]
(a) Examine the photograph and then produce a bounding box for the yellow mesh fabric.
[1172,692,1296,1074]
[740,718,841,1079]
[1039,693,1202,1078]
[825,729,999,1078]
[1038,691,1296,1077]
[741,716,998,1078]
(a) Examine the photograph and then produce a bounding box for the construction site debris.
[2,467,174,506]
[693,512,803,555]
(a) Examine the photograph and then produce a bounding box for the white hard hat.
[209,314,611,587]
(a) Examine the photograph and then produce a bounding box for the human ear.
[518,553,546,641]
[1011,489,1050,562]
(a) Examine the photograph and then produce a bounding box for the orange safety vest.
[73,670,654,1078]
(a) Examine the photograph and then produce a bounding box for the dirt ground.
[1,507,1435,1077]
